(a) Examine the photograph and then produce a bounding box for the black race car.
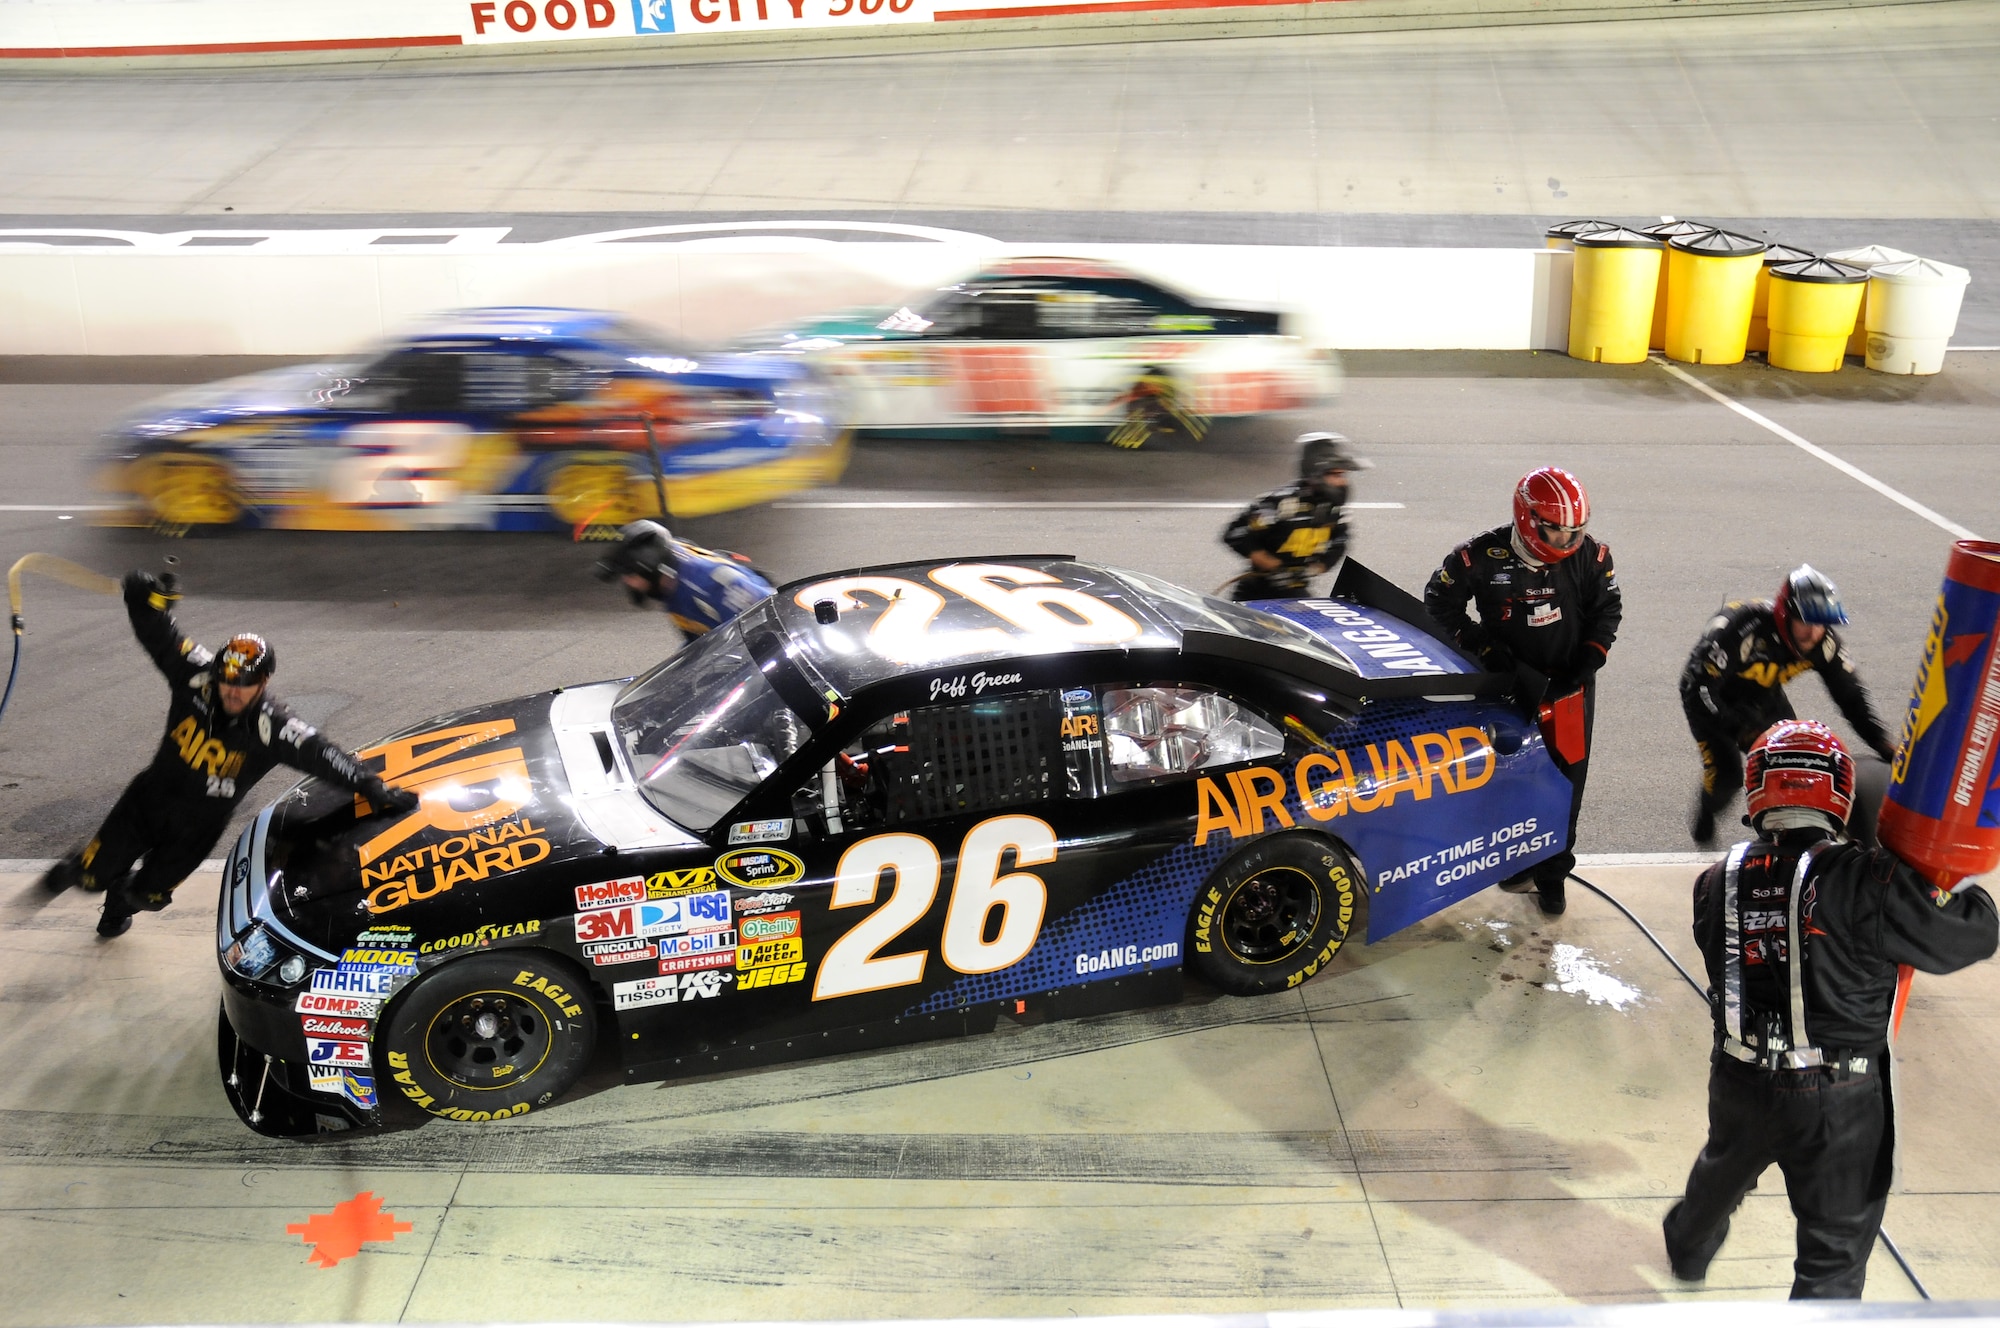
[217,557,1573,1134]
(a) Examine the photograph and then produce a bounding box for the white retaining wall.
[0,236,1575,355]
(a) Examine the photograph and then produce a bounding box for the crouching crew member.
[40,571,417,937]
[1423,466,1621,915]
[1683,565,1898,845]
[595,520,775,637]
[1664,720,1996,1298]
[1222,432,1369,602]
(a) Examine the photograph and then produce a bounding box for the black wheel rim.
[424,989,554,1092]
[1220,866,1322,965]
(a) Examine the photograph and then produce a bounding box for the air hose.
[1567,869,1931,1300]
[2,554,122,730]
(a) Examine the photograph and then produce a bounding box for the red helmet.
[1745,720,1854,829]
[1513,467,1591,563]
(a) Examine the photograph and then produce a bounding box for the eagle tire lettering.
[1186,833,1362,997]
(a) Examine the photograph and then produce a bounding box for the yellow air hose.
[3,554,123,728]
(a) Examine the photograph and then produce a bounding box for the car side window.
[1098,686,1283,785]
[459,352,597,413]
[351,349,466,413]
[796,691,1062,834]
[1040,288,1156,339]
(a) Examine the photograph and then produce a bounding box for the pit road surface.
[2,350,1993,861]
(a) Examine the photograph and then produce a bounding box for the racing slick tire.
[130,453,243,530]
[1188,833,1361,996]
[1108,369,1208,450]
[378,951,598,1124]
[546,453,650,531]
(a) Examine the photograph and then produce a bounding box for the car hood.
[264,684,690,929]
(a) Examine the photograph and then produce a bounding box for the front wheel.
[379,952,598,1123]
[1188,833,1361,995]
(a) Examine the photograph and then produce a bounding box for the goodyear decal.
[1194,727,1495,846]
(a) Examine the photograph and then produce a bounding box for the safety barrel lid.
[1769,258,1869,285]
[1869,256,1972,286]
[1823,244,1917,268]
[1572,226,1665,249]
[1761,242,1817,266]
[1545,219,1618,240]
[1640,219,1714,240]
[1669,228,1770,256]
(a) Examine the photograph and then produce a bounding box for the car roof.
[400,306,631,344]
[769,555,1355,694]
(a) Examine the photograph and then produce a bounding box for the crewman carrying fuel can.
[1222,433,1368,602]
[40,571,417,937]
[1664,719,1996,1298]
[1423,466,1621,915]
[1683,565,1898,845]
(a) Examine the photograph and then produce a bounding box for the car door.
[322,344,480,524]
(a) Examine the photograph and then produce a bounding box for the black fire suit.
[1665,830,1996,1297]
[1222,482,1351,601]
[1682,600,1898,826]
[1423,524,1622,888]
[71,576,400,916]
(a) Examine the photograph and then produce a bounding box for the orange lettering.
[1295,753,1348,821]
[1194,777,1244,846]
[1230,766,1295,834]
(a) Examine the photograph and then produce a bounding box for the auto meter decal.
[715,848,804,888]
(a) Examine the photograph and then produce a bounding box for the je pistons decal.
[715,848,804,888]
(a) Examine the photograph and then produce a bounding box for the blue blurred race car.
[96,307,848,534]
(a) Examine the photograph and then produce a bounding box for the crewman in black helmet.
[40,571,417,937]
[593,519,775,637]
[1221,433,1369,602]
[1683,565,1898,845]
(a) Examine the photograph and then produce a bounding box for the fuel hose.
[1,554,123,730]
[1567,869,1931,1300]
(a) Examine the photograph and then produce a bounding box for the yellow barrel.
[1545,220,1617,251]
[1748,242,1815,354]
[1568,227,1666,363]
[1664,229,1769,365]
[1824,244,1917,355]
[1767,259,1867,372]
[1640,220,1715,349]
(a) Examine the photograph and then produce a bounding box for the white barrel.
[1824,245,1920,358]
[1864,257,1972,375]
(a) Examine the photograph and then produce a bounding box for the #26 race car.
[98,307,847,535]
[740,257,1341,448]
[216,556,1570,1134]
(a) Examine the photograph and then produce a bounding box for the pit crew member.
[40,571,416,937]
[1663,720,1996,1298]
[1682,566,1898,845]
[1222,432,1369,602]
[1422,466,1620,915]
[594,519,776,638]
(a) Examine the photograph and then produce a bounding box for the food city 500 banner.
[0,0,1253,58]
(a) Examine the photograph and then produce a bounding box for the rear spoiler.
[1318,558,1515,701]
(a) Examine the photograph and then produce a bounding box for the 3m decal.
[575,876,646,909]
[1194,727,1496,846]
[814,815,1055,1001]
[354,719,532,866]
[715,848,804,888]
[791,564,1142,665]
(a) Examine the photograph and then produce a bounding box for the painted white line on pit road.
[773,500,1406,510]
[1655,359,1982,541]
[0,505,119,512]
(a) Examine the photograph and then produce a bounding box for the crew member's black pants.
[75,772,233,914]
[1664,1053,1892,1299]
[1535,677,1596,889]
[1229,573,1312,603]
[1682,687,1793,822]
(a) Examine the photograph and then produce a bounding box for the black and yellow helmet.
[217,633,275,685]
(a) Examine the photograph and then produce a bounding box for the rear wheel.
[130,453,242,528]
[379,952,597,1123]
[546,454,651,530]
[1188,833,1360,995]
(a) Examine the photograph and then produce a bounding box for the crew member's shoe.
[1536,878,1567,916]
[1690,797,1717,847]
[1498,871,1538,895]
[96,904,134,938]
[40,856,82,895]
[1663,1203,1728,1282]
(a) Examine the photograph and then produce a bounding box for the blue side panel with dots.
[903,835,1237,1016]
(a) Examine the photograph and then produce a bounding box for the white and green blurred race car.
[740,257,1341,448]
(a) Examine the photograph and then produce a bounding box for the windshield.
[612,623,809,832]
[1106,567,1359,675]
